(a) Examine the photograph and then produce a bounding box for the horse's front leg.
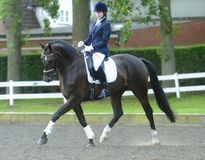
[38,98,80,145]
[73,105,95,146]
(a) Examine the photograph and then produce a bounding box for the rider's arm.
[84,23,95,46]
[84,33,92,46]
[92,23,111,49]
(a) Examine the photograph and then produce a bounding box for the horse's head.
[40,42,56,82]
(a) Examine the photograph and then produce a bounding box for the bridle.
[41,45,56,74]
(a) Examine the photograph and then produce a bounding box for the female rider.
[78,2,112,99]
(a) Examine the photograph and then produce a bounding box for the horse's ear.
[39,42,45,49]
[47,43,53,52]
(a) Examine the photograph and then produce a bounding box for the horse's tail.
[141,58,175,122]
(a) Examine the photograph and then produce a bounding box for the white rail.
[0,72,205,106]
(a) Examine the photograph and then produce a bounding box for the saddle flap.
[84,53,117,84]
[103,57,117,83]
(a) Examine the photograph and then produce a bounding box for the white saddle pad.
[84,53,117,84]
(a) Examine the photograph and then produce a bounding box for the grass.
[0,93,205,114]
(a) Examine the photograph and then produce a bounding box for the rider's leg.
[97,66,109,98]
[85,52,95,81]
[85,52,96,100]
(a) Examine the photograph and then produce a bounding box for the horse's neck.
[58,55,85,87]
[61,50,77,62]
[53,42,77,61]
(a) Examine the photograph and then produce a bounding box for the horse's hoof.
[87,143,95,147]
[153,141,161,145]
[152,139,161,145]
[87,139,95,147]
[38,137,48,145]
[38,132,48,145]
[99,136,108,143]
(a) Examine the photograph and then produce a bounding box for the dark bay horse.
[38,40,175,146]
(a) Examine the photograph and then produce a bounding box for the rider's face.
[95,11,104,19]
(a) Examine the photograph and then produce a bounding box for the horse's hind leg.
[100,93,123,143]
[73,105,95,146]
[133,90,160,145]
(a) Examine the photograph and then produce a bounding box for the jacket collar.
[95,16,106,27]
[93,18,107,33]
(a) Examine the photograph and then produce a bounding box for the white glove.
[84,45,94,52]
[77,41,84,47]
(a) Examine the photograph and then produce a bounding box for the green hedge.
[175,45,205,86]
[0,44,205,93]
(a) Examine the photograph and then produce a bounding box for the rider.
[78,2,112,99]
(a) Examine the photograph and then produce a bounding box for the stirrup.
[98,89,109,99]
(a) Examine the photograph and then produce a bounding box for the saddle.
[83,53,117,84]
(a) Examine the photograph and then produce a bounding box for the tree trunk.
[5,1,22,94]
[72,0,90,42]
[159,0,176,87]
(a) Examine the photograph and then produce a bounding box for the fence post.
[9,80,14,106]
[174,73,180,98]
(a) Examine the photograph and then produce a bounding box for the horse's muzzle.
[43,74,54,82]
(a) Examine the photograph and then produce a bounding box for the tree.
[159,0,175,86]
[0,0,59,85]
[0,1,22,94]
[72,0,90,42]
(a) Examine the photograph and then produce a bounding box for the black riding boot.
[85,52,96,100]
[85,52,95,81]
[97,67,109,99]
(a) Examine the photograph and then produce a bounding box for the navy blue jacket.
[84,18,112,57]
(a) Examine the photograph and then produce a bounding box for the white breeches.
[92,52,105,71]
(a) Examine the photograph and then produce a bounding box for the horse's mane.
[48,40,80,55]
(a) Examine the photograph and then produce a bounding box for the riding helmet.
[94,2,108,13]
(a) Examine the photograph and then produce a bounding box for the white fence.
[0,72,205,106]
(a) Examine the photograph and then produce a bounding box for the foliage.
[0,0,7,19]
[43,18,52,36]
[22,30,31,46]
[0,0,21,42]
[37,0,59,36]
[138,0,158,23]
[103,0,161,45]
[37,0,59,18]
[0,0,14,20]
[159,0,172,34]
[104,0,135,44]
[106,0,135,21]
[120,19,132,45]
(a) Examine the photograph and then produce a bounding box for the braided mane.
[48,40,79,55]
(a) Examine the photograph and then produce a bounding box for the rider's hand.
[77,41,84,47]
[84,45,94,52]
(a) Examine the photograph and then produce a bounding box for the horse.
[38,40,175,146]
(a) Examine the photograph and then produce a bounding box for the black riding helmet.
[94,2,108,13]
